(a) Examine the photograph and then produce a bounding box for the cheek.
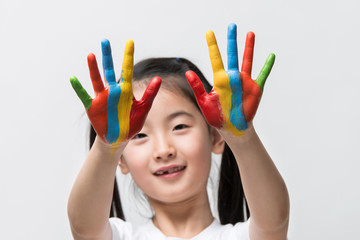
[180,130,213,171]
[122,145,151,178]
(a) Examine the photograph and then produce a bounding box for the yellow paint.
[213,73,244,137]
[207,31,245,137]
[115,79,133,144]
[115,40,135,144]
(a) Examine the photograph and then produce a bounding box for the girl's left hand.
[186,23,275,137]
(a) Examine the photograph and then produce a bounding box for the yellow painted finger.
[206,30,225,74]
[120,39,134,84]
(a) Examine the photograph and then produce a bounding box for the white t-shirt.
[109,217,250,240]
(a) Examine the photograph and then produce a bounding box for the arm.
[221,126,289,240]
[67,138,126,240]
[186,23,289,240]
[68,39,161,240]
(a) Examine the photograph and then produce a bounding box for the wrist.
[93,136,128,159]
[220,122,256,144]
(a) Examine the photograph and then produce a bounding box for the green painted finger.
[70,76,92,110]
[255,53,275,92]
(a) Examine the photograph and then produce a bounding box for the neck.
[148,188,214,238]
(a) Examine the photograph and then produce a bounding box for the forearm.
[67,137,127,239]
[221,125,289,237]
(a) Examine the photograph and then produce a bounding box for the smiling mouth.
[154,166,186,176]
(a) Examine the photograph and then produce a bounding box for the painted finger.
[87,53,105,94]
[241,31,255,75]
[70,76,92,110]
[255,53,275,92]
[128,76,161,138]
[206,30,225,74]
[120,39,134,84]
[101,39,116,84]
[227,23,239,71]
[185,71,208,101]
[139,76,162,104]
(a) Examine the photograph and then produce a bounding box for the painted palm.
[186,23,275,137]
[70,39,161,144]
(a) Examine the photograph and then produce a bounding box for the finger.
[139,76,162,104]
[256,53,275,92]
[101,39,116,84]
[206,30,225,74]
[120,39,134,84]
[185,71,208,101]
[87,53,105,94]
[227,23,239,71]
[70,76,92,110]
[241,31,255,75]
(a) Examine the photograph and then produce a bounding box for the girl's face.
[120,81,224,204]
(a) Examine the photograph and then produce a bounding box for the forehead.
[133,84,202,122]
[133,84,188,106]
[133,75,194,96]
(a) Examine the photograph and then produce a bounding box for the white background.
[1,0,359,239]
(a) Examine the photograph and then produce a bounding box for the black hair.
[89,57,249,224]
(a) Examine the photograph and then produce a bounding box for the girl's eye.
[173,124,188,131]
[132,133,147,139]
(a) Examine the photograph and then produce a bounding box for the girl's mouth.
[154,165,186,176]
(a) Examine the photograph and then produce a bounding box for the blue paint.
[102,39,116,84]
[227,24,248,130]
[228,72,247,130]
[106,84,121,143]
[227,23,238,71]
[101,39,120,143]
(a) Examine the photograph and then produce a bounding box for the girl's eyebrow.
[167,111,195,121]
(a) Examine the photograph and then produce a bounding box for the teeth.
[155,166,185,175]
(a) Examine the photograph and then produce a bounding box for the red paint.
[86,53,109,140]
[241,72,261,122]
[241,32,255,75]
[240,32,262,123]
[185,71,224,129]
[87,89,109,140]
[129,76,162,138]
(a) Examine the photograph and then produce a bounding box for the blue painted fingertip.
[227,23,238,71]
[101,39,116,83]
[101,39,112,55]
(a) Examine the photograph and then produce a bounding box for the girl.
[68,23,290,240]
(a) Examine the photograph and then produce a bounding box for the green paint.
[70,76,92,110]
[256,53,275,92]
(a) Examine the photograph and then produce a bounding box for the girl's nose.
[153,136,176,161]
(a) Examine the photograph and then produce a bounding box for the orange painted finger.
[241,31,255,75]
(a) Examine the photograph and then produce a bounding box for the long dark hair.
[89,57,249,224]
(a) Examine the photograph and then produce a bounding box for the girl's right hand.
[70,39,161,145]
